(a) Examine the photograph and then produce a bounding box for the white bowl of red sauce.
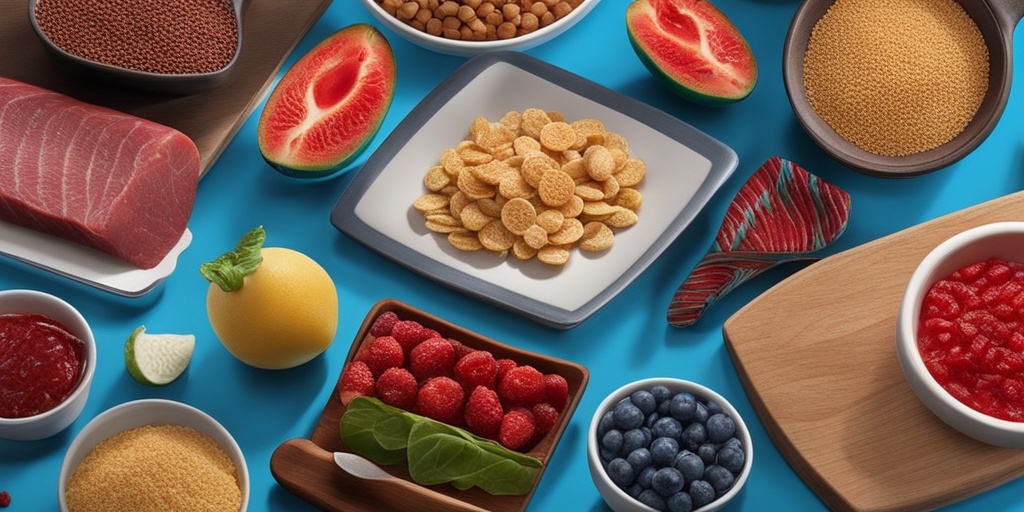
[898,222,1024,448]
[0,289,95,441]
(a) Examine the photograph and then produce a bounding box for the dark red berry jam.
[0,313,86,418]
[918,258,1024,421]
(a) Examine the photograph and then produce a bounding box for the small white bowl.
[587,378,753,512]
[897,221,1024,448]
[359,0,601,57]
[0,289,95,441]
[58,399,250,512]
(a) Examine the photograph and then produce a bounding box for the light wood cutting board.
[0,0,332,176]
[723,190,1024,512]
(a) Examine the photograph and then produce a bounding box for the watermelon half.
[626,0,757,106]
[257,24,396,179]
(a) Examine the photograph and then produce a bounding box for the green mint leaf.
[199,226,266,292]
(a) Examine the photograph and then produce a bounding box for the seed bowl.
[588,378,753,512]
[783,0,1024,177]
[28,0,247,94]
[0,289,95,441]
[359,0,601,57]
[58,398,250,512]
[897,221,1024,448]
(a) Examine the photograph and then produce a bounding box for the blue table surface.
[3,1,1024,511]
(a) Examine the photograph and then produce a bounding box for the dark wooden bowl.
[783,0,1024,178]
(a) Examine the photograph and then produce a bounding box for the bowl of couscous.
[783,0,1021,177]
[58,399,249,512]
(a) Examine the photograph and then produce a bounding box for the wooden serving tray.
[270,299,590,512]
[723,190,1024,512]
[0,0,332,176]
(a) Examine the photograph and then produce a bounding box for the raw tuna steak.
[0,77,200,269]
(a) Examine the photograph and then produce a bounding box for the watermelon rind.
[626,0,757,107]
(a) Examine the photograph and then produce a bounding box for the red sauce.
[919,258,1024,421]
[0,313,86,418]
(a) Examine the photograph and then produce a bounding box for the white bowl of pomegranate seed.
[898,221,1024,448]
[588,377,753,512]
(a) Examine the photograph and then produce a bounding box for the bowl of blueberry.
[587,378,752,512]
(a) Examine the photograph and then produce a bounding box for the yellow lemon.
[201,227,338,369]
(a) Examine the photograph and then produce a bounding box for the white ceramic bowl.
[897,221,1024,448]
[359,0,601,57]
[58,399,250,512]
[587,378,753,512]
[0,289,96,441]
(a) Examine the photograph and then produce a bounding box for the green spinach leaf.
[340,397,542,495]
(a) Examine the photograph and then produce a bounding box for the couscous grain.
[802,0,989,157]
[65,424,241,512]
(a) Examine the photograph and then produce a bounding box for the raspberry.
[532,402,559,439]
[417,376,465,424]
[498,365,547,407]
[376,367,418,410]
[454,350,497,391]
[0,491,9,508]
[369,310,399,337]
[409,337,456,381]
[464,385,504,439]
[356,336,405,377]
[499,408,536,451]
[543,373,569,411]
[495,358,517,382]
[338,361,375,406]
[448,338,476,360]
[391,320,433,352]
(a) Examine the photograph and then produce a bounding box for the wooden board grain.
[723,191,1024,512]
[0,0,332,176]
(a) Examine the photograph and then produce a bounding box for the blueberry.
[638,489,667,511]
[673,451,705,484]
[697,442,718,466]
[606,457,635,488]
[646,411,660,428]
[651,416,683,440]
[651,467,684,497]
[641,426,653,445]
[601,429,624,454]
[680,422,707,451]
[598,411,615,438]
[627,483,644,499]
[631,389,658,415]
[613,400,645,430]
[718,445,745,474]
[599,447,617,463]
[689,479,716,509]
[667,491,693,512]
[669,393,697,422]
[651,436,680,466]
[651,385,672,405]
[693,402,709,425]
[704,464,735,495]
[657,399,672,417]
[705,400,724,416]
[626,447,653,472]
[623,428,647,454]
[721,436,743,451]
[706,413,736,443]
[636,464,657,489]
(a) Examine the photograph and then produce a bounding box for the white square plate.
[331,52,737,329]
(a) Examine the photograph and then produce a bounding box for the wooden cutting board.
[723,190,1024,512]
[0,0,332,176]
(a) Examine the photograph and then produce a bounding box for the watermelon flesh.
[626,0,757,105]
[258,24,396,178]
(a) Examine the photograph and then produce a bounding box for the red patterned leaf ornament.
[667,157,852,327]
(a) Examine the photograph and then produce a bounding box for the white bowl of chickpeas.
[359,0,601,57]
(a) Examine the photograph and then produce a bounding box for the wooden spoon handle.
[270,438,489,512]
